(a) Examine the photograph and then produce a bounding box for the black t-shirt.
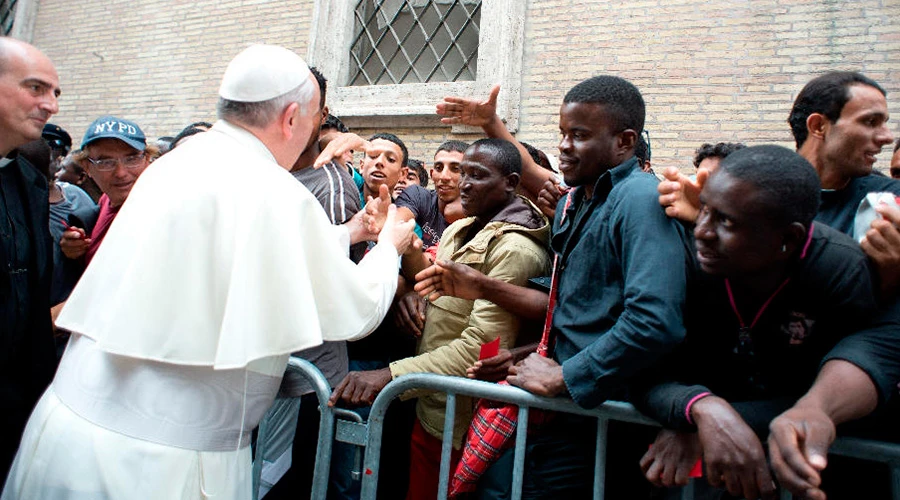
[634,223,889,430]
[395,184,448,248]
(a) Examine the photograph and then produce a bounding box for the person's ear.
[281,102,302,140]
[618,129,637,155]
[781,222,808,258]
[806,113,829,141]
[506,172,520,191]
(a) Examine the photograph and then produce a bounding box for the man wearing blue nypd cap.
[58,116,159,266]
[2,44,415,500]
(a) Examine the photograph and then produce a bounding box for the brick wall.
[514,0,900,172]
[31,0,314,144]
[30,0,900,173]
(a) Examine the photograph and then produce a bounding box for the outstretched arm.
[436,84,556,201]
[414,259,549,321]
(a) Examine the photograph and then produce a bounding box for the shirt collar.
[608,155,641,186]
[575,155,641,204]
[0,149,19,169]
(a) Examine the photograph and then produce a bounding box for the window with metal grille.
[1,0,17,36]
[349,0,481,86]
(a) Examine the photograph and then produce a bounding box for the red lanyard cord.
[725,277,791,331]
[536,190,574,358]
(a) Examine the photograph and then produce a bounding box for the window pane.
[0,0,17,36]
[350,0,481,86]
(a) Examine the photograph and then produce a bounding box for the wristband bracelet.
[685,392,712,425]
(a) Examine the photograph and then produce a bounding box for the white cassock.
[2,120,399,500]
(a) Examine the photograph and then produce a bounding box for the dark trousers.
[521,414,658,500]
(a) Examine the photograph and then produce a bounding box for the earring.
[782,244,787,253]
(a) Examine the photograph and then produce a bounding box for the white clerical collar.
[210,119,279,166]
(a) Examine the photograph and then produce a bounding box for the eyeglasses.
[86,153,146,171]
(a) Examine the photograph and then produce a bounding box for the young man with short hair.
[692,141,746,172]
[503,75,693,498]
[361,132,408,202]
[789,72,897,235]
[393,158,427,198]
[653,73,900,498]
[396,140,468,250]
[635,145,898,500]
[330,139,551,500]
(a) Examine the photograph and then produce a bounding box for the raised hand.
[436,84,500,128]
[537,178,566,219]
[314,132,368,168]
[378,202,417,255]
[860,203,900,295]
[657,166,708,223]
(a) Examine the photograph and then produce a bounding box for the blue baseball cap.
[81,116,147,151]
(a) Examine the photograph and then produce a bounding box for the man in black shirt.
[657,73,899,497]
[0,37,61,480]
[395,140,468,250]
[636,146,899,499]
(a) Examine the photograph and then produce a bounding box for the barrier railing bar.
[288,357,337,500]
[595,417,609,500]
[680,478,695,500]
[828,436,900,464]
[888,467,900,500]
[511,405,529,500]
[438,392,457,499]
[359,374,659,500]
[251,410,268,500]
[358,373,900,500]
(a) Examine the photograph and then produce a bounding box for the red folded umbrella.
[449,192,572,498]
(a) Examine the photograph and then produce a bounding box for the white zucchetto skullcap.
[219,44,312,102]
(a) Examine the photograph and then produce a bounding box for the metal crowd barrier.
[255,361,900,500]
[253,357,337,500]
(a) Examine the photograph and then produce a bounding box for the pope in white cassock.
[1,45,414,499]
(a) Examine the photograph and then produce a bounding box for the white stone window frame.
[308,0,526,133]
[7,0,38,41]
